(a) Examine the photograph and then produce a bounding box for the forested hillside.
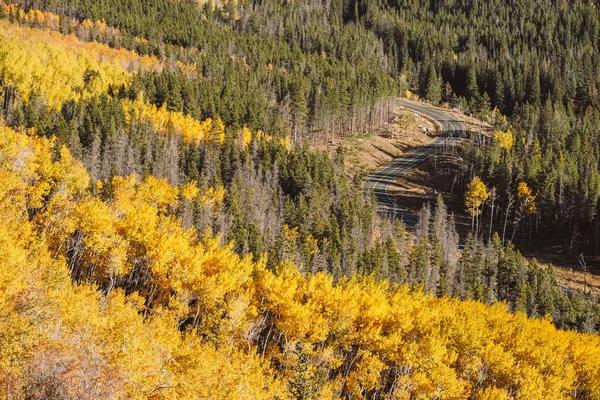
[359,0,600,251]
[13,0,600,249]
[2,0,600,398]
[2,125,600,399]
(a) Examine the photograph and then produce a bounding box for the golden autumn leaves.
[0,8,598,399]
[0,19,148,107]
[122,97,223,144]
[0,11,291,151]
[465,125,537,219]
[0,125,276,398]
[466,177,536,216]
[0,15,223,144]
[2,125,600,399]
[465,176,489,217]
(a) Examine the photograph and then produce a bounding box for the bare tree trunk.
[488,188,496,242]
[502,194,514,244]
[510,212,522,244]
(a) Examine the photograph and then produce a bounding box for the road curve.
[365,99,465,226]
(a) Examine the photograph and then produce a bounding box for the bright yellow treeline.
[121,97,291,147]
[122,97,223,144]
[0,16,232,145]
[2,2,60,29]
[1,2,198,79]
[2,2,116,40]
[1,125,599,399]
[0,18,160,107]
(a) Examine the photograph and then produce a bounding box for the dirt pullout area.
[439,103,493,137]
[391,150,471,228]
[553,265,600,296]
[311,104,438,177]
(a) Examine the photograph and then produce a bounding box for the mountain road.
[365,100,466,226]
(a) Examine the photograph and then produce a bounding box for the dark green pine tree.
[425,63,442,105]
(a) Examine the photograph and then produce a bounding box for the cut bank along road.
[365,99,466,226]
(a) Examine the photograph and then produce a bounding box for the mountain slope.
[1,126,600,398]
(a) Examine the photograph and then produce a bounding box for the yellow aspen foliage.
[174,59,198,79]
[256,263,330,343]
[492,107,509,129]
[3,4,60,30]
[465,176,489,216]
[280,134,293,150]
[73,197,128,276]
[27,144,89,254]
[255,129,292,149]
[122,98,215,144]
[347,350,386,393]
[517,181,537,214]
[131,175,180,212]
[0,19,161,108]
[1,3,197,79]
[282,224,299,243]
[75,18,121,41]
[2,125,600,399]
[200,185,226,207]
[0,125,286,398]
[303,233,319,256]
[211,115,226,144]
[495,129,514,151]
[167,238,259,342]
[171,341,288,399]
[0,209,37,394]
[238,125,253,150]
[477,386,512,400]
[254,129,267,142]
[181,180,200,201]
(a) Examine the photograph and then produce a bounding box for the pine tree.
[424,63,442,105]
